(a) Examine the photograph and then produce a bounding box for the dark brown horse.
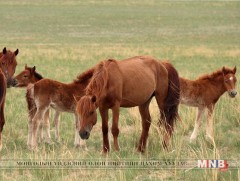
[179,66,237,142]
[0,47,19,151]
[76,56,180,153]
[24,67,94,149]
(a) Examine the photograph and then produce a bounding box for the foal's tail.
[26,84,37,120]
[161,62,180,146]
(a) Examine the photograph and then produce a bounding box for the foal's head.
[76,95,98,139]
[13,65,43,87]
[0,47,19,87]
[222,66,237,98]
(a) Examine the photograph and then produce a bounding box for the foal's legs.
[40,109,51,143]
[111,102,120,151]
[30,107,47,149]
[206,104,215,141]
[0,104,5,151]
[190,107,205,143]
[137,98,152,152]
[99,107,109,153]
[54,111,61,142]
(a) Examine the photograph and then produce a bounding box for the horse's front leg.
[111,103,120,151]
[54,110,61,142]
[99,107,109,153]
[206,104,215,142]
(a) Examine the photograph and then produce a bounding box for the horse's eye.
[2,62,5,65]
[89,111,94,115]
[24,75,28,78]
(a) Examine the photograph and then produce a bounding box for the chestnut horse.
[13,65,52,142]
[179,66,237,142]
[23,67,94,149]
[0,47,19,151]
[76,56,180,153]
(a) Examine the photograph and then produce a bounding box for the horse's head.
[0,47,19,87]
[13,65,38,87]
[222,66,237,98]
[76,95,98,140]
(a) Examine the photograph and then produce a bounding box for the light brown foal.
[13,65,53,143]
[14,66,94,149]
[179,66,237,142]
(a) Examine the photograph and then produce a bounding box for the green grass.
[0,1,240,180]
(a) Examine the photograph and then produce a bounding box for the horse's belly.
[180,96,205,107]
[121,86,155,107]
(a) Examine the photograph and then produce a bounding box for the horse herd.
[0,47,237,153]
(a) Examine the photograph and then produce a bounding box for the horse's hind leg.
[137,98,152,152]
[42,109,51,144]
[190,107,205,143]
[54,110,61,142]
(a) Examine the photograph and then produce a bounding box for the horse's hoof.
[44,139,53,145]
[205,135,215,143]
[190,138,197,144]
[28,144,38,151]
[137,146,145,153]
[56,138,61,143]
[0,143,2,151]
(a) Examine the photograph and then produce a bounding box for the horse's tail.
[161,61,180,144]
[26,84,37,120]
[86,60,113,97]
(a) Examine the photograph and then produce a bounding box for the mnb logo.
[198,160,228,171]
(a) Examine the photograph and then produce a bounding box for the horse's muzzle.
[7,78,17,88]
[228,90,237,98]
[79,130,90,140]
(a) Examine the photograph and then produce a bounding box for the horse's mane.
[34,72,43,80]
[86,59,115,97]
[197,67,234,81]
[74,67,95,84]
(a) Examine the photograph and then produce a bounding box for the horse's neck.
[32,77,42,83]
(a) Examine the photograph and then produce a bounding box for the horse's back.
[107,56,168,107]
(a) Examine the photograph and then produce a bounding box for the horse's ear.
[3,47,7,54]
[25,64,28,69]
[91,95,96,103]
[233,66,237,74]
[32,66,36,72]
[222,66,227,75]
[14,49,19,56]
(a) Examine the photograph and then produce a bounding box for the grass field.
[0,1,240,180]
